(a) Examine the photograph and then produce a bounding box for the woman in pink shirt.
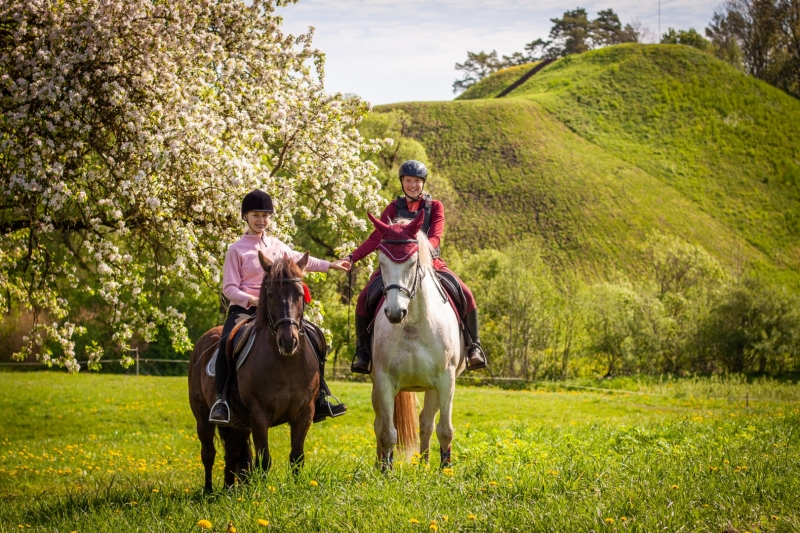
[209,190,351,424]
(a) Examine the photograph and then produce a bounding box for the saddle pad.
[234,330,258,371]
[206,352,217,377]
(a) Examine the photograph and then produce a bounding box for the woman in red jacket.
[345,160,487,374]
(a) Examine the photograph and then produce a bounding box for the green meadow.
[1,373,798,532]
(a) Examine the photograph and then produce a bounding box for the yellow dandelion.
[467,514,477,520]
[430,526,438,532]
[268,485,277,492]
[441,515,448,522]
[605,518,615,524]
[442,467,454,476]
[771,516,779,521]
[505,476,513,481]
[197,520,213,529]
[184,488,190,493]
[409,518,420,524]
[257,518,270,527]
[309,480,319,487]
[489,481,498,486]
[227,521,237,533]
[670,484,679,490]
[152,489,159,493]
[620,517,628,521]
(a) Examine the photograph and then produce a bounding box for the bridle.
[263,277,306,336]
[381,239,424,300]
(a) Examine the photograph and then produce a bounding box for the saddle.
[205,316,257,377]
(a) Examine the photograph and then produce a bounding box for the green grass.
[2,372,799,532]
[455,63,538,101]
[378,44,800,286]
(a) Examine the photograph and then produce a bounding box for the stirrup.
[208,398,231,424]
[465,344,487,371]
[314,393,347,423]
[350,351,372,374]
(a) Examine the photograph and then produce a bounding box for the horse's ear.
[368,212,390,236]
[258,250,273,272]
[296,252,310,272]
[406,209,425,236]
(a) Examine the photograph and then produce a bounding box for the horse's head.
[369,210,428,324]
[257,251,309,356]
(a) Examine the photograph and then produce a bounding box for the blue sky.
[278,0,721,105]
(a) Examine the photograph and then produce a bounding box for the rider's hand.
[330,258,351,272]
[248,296,259,307]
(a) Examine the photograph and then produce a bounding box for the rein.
[263,277,306,336]
[380,238,425,300]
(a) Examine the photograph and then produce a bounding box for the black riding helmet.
[241,189,274,218]
[398,160,428,181]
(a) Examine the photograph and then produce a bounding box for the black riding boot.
[464,308,487,371]
[314,360,347,423]
[350,312,372,374]
[209,339,231,424]
[310,331,347,423]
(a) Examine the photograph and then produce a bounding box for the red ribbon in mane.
[302,282,312,304]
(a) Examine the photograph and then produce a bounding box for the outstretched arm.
[344,203,397,264]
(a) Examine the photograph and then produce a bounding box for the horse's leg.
[288,415,312,475]
[250,414,272,475]
[235,429,252,483]
[372,376,396,471]
[196,418,216,492]
[435,379,456,468]
[371,385,384,468]
[223,429,249,488]
[419,389,439,464]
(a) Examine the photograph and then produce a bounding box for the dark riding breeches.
[215,304,256,394]
[355,266,477,319]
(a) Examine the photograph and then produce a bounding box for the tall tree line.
[707,0,800,98]
[453,8,643,93]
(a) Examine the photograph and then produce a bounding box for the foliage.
[1,373,799,531]
[661,28,713,52]
[701,276,800,373]
[452,50,507,94]
[708,0,800,97]
[452,7,640,93]
[0,0,386,370]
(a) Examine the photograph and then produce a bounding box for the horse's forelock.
[257,256,303,327]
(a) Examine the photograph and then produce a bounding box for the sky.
[278,0,722,105]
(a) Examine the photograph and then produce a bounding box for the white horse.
[367,211,467,470]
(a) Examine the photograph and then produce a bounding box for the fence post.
[134,347,140,376]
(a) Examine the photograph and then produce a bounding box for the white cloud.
[279,0,721,105]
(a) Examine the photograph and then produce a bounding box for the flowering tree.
[0,0,385,370]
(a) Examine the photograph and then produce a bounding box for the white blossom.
[0,0,386,370]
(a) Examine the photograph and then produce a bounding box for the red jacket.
[351,197,446,268]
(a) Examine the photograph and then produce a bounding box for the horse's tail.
[394,391,418,460]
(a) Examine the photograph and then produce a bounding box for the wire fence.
[1,359,796,405]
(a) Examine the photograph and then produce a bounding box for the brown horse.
[188,252,320,491]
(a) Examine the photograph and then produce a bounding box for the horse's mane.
[392,217,433,269]
[257,256,303,327]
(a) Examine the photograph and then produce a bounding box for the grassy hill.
[379,44,800,286]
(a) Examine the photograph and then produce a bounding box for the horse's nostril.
[400,309,407,320]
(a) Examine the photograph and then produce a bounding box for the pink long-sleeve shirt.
[222,233,330,309]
